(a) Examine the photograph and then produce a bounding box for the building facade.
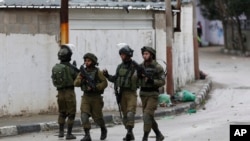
[0,0,196,116]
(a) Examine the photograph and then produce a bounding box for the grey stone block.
[0,126,18,137]
[16,124,41,134]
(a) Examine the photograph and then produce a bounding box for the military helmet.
[118,43,134,57]
[141,46,156,59]
[83,53,98,65]
[58,44,73,61]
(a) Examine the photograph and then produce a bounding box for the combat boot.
[153,129,164,141]
[142,131,150,141]
[100,127,107,140]
[58,124,64,138]
[66,126,76,140]
[81,128,92,141]
[122,133,135,141]
[123,126,135,141]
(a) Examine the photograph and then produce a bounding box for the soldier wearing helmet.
[51,44,78,140]
[58,44,73,62]
[74,53,108,141]
[138,46,165,141]
[103,43,138,141]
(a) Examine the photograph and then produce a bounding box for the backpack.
[51,63,74,89]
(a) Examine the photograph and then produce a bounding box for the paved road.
[3,47,250,141]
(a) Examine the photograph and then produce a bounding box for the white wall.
[155,5,195,92]
[0,34,59,116]
[69,30,155,111]
[68,9,155,111]
[175,5,195,88]
[0,6,197,116]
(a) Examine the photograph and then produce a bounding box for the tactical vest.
[115,63,137,90]
[81,68,103,94]
[138,61,158,88]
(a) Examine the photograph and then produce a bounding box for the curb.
[0,80,212,137]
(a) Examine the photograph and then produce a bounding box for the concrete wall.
[196,0,224,45]
[68,9,154,110]
[154,5,195,92]
[0,6,196,116]
[0,9,60,117]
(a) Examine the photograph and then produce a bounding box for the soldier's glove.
[146,78,154,84]
[72,60,77,67]
[103,69,109,78]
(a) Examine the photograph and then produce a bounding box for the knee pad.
[127,112,135,121]
[81,113,90,124]
[143,113,152,125]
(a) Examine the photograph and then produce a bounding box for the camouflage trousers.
[120,90,137,129]
[80,94,105,129]
[141,95,159,132]
[57,89,76,126]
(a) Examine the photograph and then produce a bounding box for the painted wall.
[68,9,155,110]
[0,9,60,117]
[154,5,195,91]
[173,5,195,89]
[0,6,196,116]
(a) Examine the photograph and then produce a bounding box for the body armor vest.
[81,68,103,94]
[116,63,137,90]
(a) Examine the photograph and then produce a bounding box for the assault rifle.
[80,65,96,90]
[114,85,123,119]
[131,60,153,80]
[71,60,80,73]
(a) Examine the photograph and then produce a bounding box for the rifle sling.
[121,62,133,88]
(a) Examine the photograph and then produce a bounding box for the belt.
[57,86,74,91]
[141,87,159,92]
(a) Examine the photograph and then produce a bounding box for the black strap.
[121,62,133,87]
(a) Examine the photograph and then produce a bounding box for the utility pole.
[165,0,174,96]
[192,0,200,79]
[60,0,69,45]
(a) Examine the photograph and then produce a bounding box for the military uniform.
[52,44,78,140]
[74,53,108,141]
[57,62,78,126]
[104,44,138,141]
[138,46,165,141]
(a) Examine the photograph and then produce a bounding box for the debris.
[158,93,172,107]
[174,90,196,102]
[187,109,197,114]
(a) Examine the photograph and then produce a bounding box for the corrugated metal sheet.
[0,0,191,10]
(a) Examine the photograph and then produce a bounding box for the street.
[2,46,250,141]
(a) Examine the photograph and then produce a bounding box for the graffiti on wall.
[209,22,224,39]
[208,21,224,45]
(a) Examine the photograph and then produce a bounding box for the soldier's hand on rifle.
[103,69,109,78]
[80,74,85,80]
[87,86,92,91]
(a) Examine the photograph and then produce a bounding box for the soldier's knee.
[143,113,152,124]
[127,112,135,121]
[68,114,75,120]
[81,113,90,124]
[59,112,67,118]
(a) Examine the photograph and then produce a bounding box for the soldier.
[74,53,108,141]
[103,43,138,141]
[51,44,78,140]
[138,46,165,141]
